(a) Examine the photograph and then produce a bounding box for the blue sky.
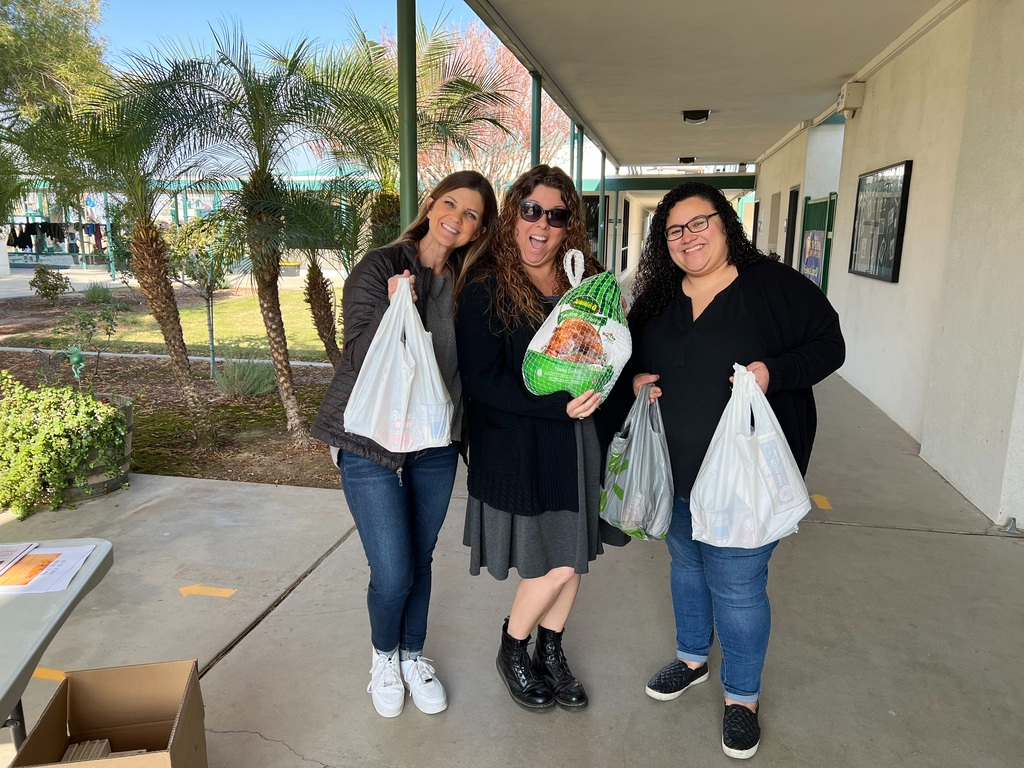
[99,0,475,61]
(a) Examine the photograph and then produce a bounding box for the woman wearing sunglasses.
[628,181,844,758]
[455,165,607,712]
[312,170,498,718]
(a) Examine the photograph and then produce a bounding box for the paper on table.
[0,542,38,578]
[0,545,95,594]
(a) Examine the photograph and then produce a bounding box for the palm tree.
[278,177,373,367]
[315,17,514,246]
[18,68,215,443]
[169,25,386,445]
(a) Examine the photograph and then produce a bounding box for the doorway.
[784,186,800,266]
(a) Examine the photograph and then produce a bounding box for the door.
[799,192,838,293]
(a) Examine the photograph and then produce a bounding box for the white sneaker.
[401,656,448,714]
[368,650,404,718]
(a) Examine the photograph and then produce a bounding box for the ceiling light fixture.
[681,109,711,125]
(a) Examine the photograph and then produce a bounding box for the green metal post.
[575,126,584,191]
[611,187,620,274]
[531,73,542,167]
[103,192,115,280]
[398,0,417,228]
[568,121,575,178]
[597,151,607,268]
[182,191,189,223]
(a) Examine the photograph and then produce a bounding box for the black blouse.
[634,279,766,497]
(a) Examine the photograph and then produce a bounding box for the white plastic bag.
[689,364,811,548]
[343,277,453,452]
[599,384,674,540]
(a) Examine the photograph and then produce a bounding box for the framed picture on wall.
[848,160,912,282]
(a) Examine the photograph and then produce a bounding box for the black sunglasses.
[519,200,571,228]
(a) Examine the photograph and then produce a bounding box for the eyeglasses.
[664,212,720,241]
[519,200,571,229]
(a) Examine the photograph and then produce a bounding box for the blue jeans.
[339,443,459,653]
[666,497,777,703]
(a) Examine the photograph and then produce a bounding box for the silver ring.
[578,414,585,420]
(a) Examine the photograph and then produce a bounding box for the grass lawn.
[6,288,339,363]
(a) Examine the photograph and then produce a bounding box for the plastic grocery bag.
[344,277,453,452]
[689,364,811,548]
[522,250,630,402]
[599,384,674,540]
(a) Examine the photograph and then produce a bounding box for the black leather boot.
[533,625,589,709]
[496,618,554,711]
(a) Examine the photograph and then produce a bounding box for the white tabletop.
[0,538,113,720]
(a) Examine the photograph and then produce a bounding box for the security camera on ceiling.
[681,110,711,125]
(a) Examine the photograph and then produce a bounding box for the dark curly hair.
[629,181,777,324]
[480,164,601,331]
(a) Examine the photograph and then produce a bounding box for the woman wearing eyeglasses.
[455,165,607,712]
[628,181,844,758]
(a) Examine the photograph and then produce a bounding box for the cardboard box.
[11,660,207,768]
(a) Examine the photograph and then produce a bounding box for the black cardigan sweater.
[628,259,846,486]
[455,274,580,516]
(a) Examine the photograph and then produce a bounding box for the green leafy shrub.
[84,281,114,304]
[0,372,129,519]
[57,304,122,350]
[29,264,72,305]
[217,355,277,398]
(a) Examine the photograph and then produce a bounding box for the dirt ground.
[0,288,341,491]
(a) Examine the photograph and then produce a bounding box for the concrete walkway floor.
[1,374,1022,767]
[0,265,332,300]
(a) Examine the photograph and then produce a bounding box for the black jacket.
[455,274,583,516]
[311,242,453,471]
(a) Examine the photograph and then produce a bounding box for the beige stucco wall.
[755,131,808,257]
[826,2,975,439]
[803,123,844,203]
[919,0,1024,523]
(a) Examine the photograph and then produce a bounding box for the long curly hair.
[481,164,601,331]
[393,170,498,297]
[629,181,777,325]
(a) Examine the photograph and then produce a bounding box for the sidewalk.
[0,265,336,300]
[0,267,120,301]
[1,374,1022,767]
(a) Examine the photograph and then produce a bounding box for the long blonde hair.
[483,165,601,331]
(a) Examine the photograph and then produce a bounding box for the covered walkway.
[2,373,1021,767]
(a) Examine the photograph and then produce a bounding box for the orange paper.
[0,553,60,586]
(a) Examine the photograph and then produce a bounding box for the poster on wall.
[801,230,825,287]
[848,160,912,283]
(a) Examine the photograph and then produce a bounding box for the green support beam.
[531,73,542,168]
[597,152,607,268]
[568,121,575,178]
[598,174,757,193]
[398,0,417,228]
[575,125,584,190]
[611,186,620,273]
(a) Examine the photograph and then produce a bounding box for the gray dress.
[463,419,604,580]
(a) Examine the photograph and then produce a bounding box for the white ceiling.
[463,0,946,168]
